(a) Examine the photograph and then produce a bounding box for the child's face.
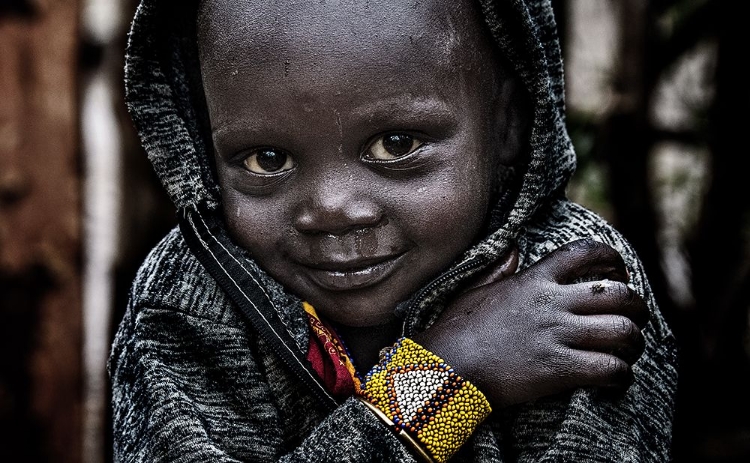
[198,0,521,328]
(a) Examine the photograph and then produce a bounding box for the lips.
[298,253,406,291]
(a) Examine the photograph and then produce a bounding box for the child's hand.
[413,238,649,408]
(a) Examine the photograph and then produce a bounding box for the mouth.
[298,253,406,292]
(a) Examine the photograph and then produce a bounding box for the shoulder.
[520,198,639,270]
[127,226,241,326]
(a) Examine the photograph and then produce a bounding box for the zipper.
[180,209,339,411]
[401,256,487,337]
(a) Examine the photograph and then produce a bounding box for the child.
[109,0,677,462]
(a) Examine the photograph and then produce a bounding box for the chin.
[313,301,400,329]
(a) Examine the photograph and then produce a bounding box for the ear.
[493,75,531,166]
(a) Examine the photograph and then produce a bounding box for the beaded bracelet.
[357,338,492,463]
[356,396,436,463]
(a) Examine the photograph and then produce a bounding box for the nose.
[293,170,383,235]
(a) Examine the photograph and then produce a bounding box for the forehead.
[196,0,496,85]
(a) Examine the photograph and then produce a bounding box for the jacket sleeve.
[108,305,418,463]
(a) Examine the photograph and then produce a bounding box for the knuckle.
[610,316,640,342]
[532,289,557,306]
[616,282,633,299]
[608,280,631,299]
[611,316,629,336]
[589,280,628,299]
[622,288,651,327]
[562,238,603,257]
[600,355,628,377]
[562,238,591,252]
[583,238,616,257]
[529,281,560,307]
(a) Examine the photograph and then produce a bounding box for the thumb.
[464,246,519,292]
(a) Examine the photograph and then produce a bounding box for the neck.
[334,320,402,376]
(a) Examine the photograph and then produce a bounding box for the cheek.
[220,190,288,261]
[392,159,493,258]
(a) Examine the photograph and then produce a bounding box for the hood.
[124,0,576,329]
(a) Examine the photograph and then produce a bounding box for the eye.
[365,133,423,161]
[243,148,295,175]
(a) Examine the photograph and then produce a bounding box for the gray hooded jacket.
[108,0,678,461]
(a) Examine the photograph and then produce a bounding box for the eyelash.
[361,132,426,164]
[240,147,295,175]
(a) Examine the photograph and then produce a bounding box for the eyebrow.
[349,96,455,125]
[211,96,456,139]
[212,115,278,139]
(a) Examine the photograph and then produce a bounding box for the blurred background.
[0,0,747,462]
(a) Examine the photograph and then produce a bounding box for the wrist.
[356,337,491,463]
[412,328,484,393]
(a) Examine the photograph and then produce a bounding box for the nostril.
[296,224,371,237]
[294,203,384,236]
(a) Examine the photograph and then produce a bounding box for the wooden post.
[0,2,82,462]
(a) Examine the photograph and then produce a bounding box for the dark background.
[0,0,748,461]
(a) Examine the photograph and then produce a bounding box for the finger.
[564,314,645,365]
[562,279,650,329]
[464,247,519,291]
[534,239,629,284]
[566,350,634,389]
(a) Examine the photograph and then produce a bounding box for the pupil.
[382,134,413,156]
[256,149,286,172]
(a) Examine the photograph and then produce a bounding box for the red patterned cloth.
[303,302,361,398]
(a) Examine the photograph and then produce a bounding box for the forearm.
[109,307,418,463]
